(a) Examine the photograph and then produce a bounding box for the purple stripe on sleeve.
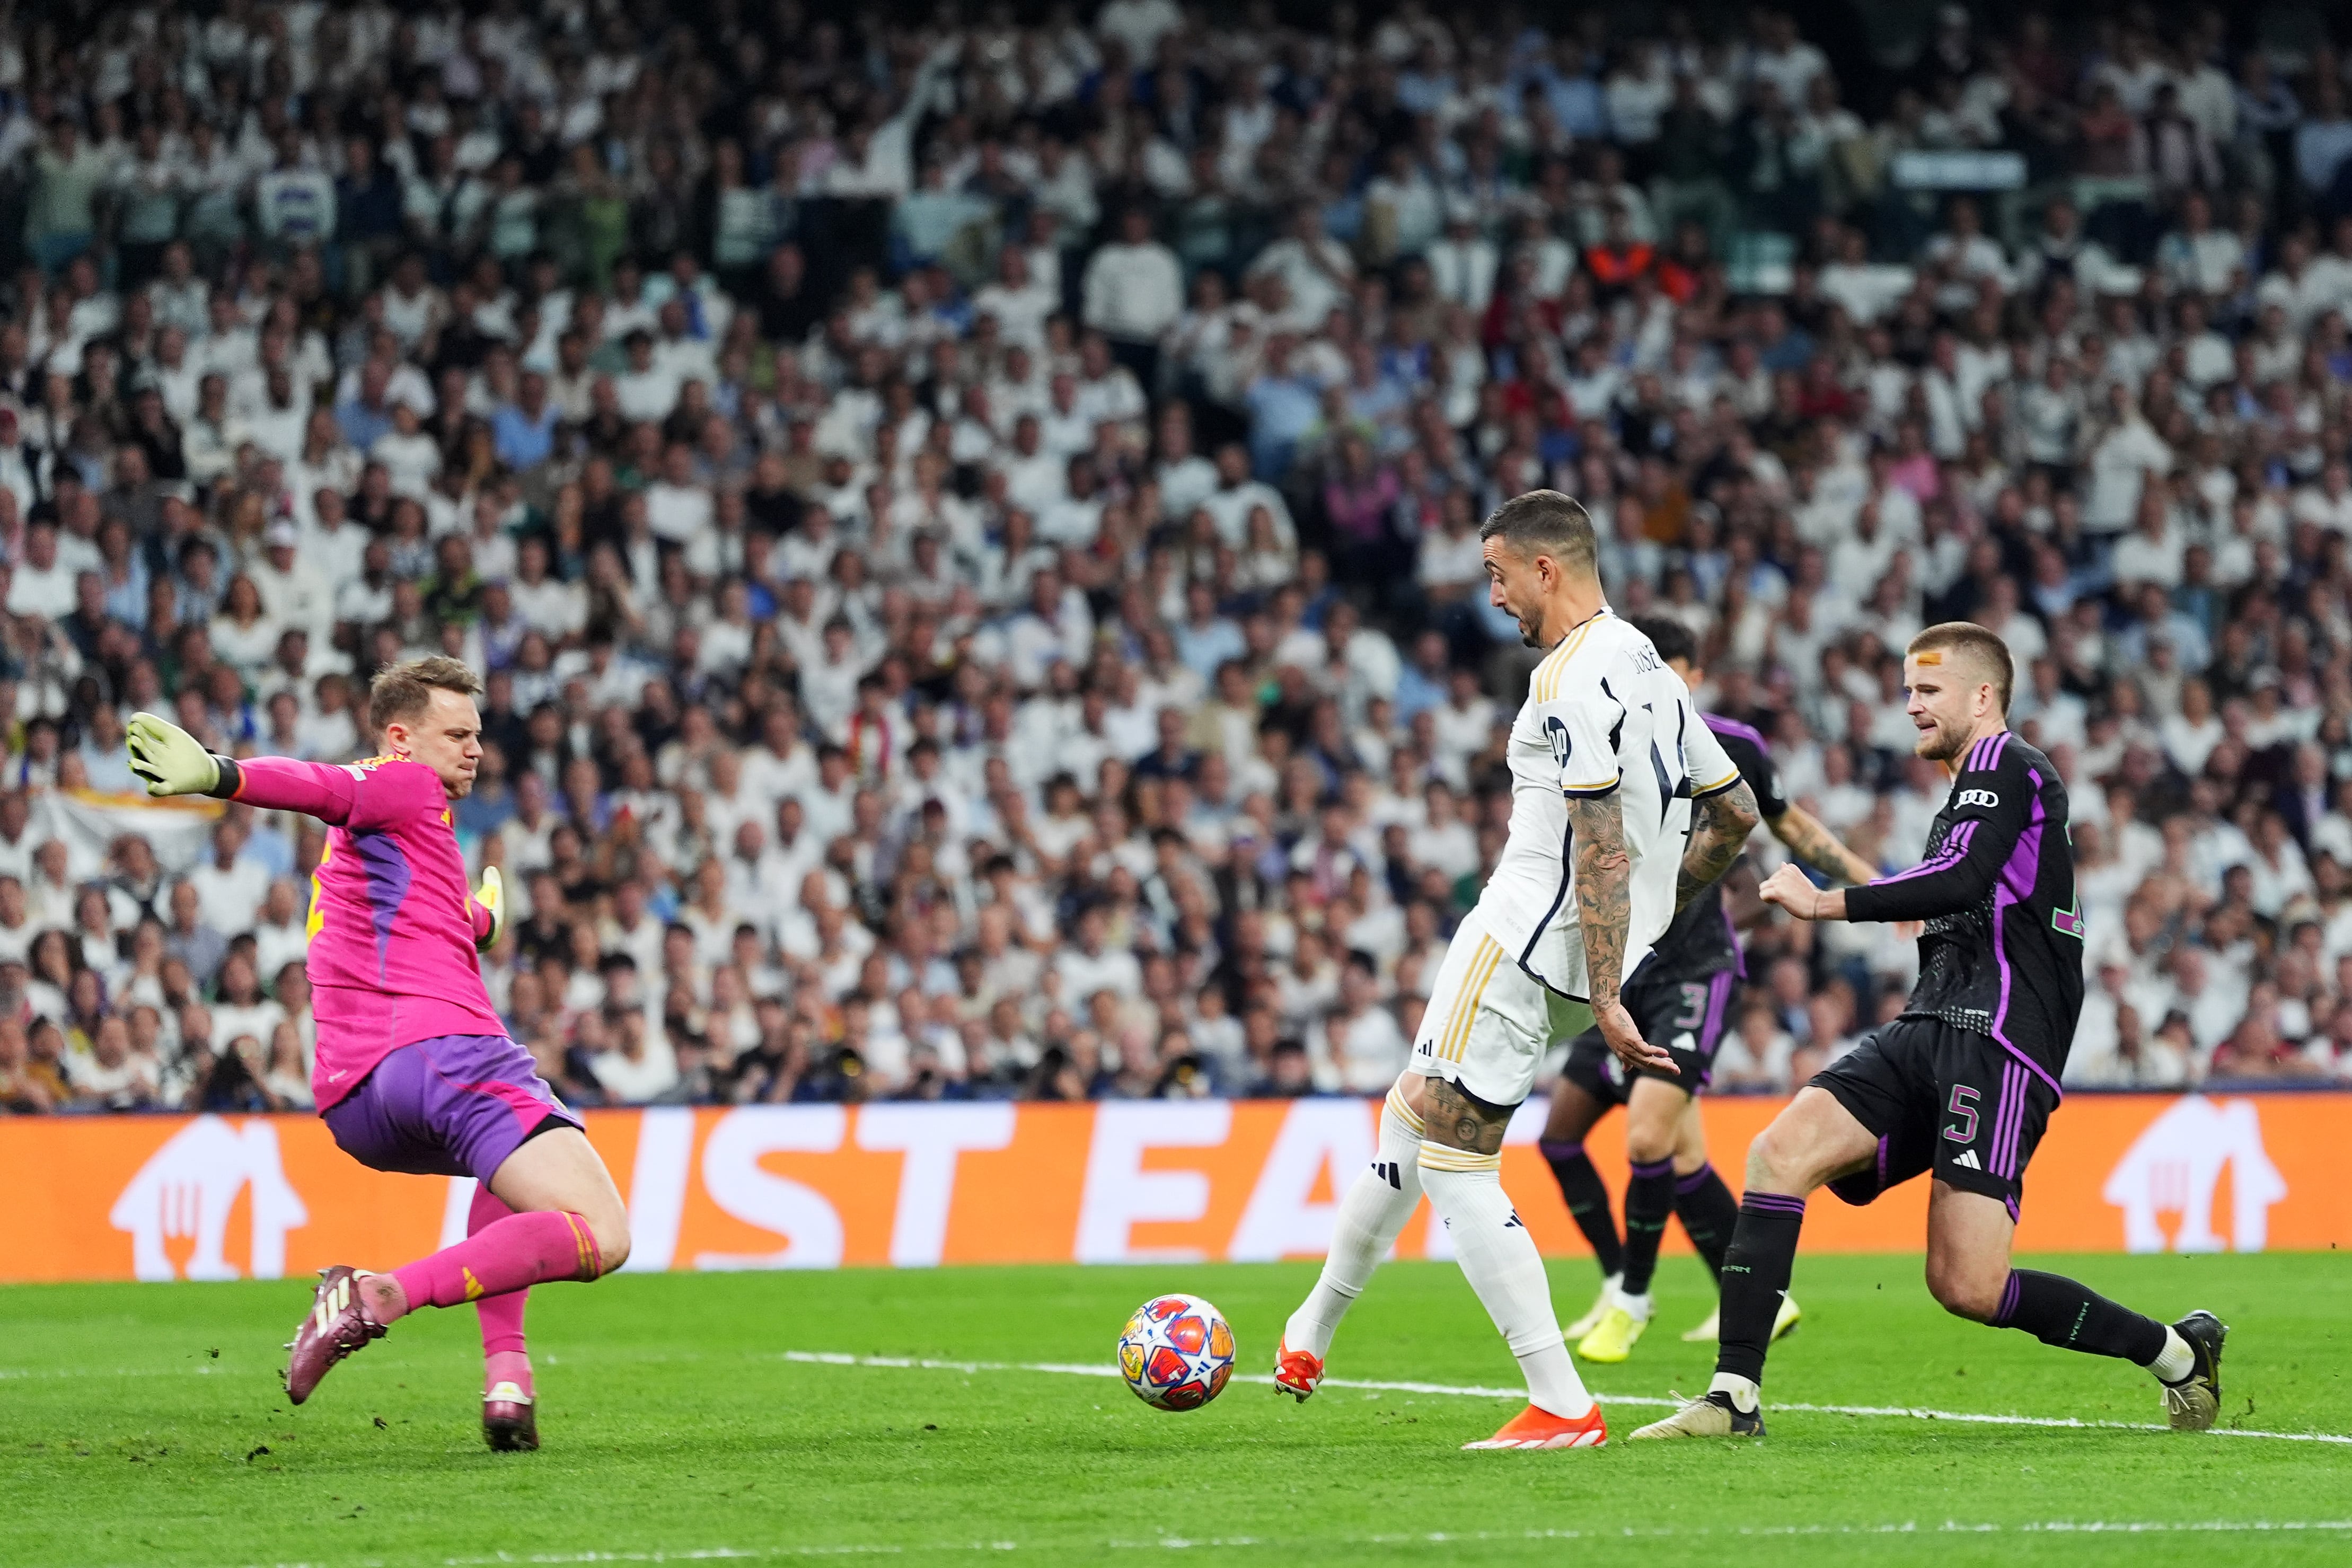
[1872,820,1977,885]
[1987,732,2011,770]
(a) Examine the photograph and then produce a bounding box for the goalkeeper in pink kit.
[129,656,630,1451]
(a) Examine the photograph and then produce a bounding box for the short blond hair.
[368,656,483,736]
[1908,622,2013,712]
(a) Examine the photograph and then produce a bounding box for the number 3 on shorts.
[1672,983,1708,1029]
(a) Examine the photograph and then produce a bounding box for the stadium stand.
[0,1,2349,1114]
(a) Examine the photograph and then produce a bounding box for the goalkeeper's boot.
[483,1382,540,1452]
[1629,1390,1765,1440]
[1575,1298,1649,1363]
[1272,1338,1324,1403]
[1681,1293,1801,1343]
[1463,1402,1608,1450]
[1562,1273,1620,1341]
[2161,1310,2227,1432]
[284,1266,389,1405]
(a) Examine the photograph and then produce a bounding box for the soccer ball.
[1116,1293,1236,1411]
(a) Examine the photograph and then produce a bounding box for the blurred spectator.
[0,4,2349,1122]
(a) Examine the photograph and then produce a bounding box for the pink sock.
[383,1210,602,1321]
[483,1342,533,1399]
[469,1187,532,1398]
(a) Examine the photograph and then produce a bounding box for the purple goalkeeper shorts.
[322,1033,584,1186]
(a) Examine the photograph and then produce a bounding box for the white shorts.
[1407,910,1595,1109]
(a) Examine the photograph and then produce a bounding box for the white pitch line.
[777,1350,2352,1447]
[1109,1520,2352,1549]
[435,1549,1018,1564]
[411,1518,2352,1566]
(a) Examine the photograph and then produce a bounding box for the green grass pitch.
[3,1252,2346,1566]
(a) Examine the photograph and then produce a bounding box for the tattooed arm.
[1766,800,1878,886]
[1675,778,1761,913]
[1566,792,1633,1010]
[1566,791,1678,1073]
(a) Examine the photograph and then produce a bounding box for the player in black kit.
[1544,618,1881,1363]
[1633,622,2227,1441]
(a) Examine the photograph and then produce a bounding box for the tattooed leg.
[1418,1076,1596,1421]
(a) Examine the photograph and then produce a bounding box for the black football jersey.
[1844,731,2084,1091]
[1640,713,1789,986]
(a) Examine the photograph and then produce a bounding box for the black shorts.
[1561,967,1738,1106]
[1813,1016,2061,1222]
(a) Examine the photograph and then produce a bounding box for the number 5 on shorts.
[1943,1085,1979,1144]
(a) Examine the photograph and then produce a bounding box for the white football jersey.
[1470,609,1741,1001]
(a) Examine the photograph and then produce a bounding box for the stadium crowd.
[3,0,2352,1116]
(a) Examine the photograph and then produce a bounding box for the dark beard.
[1518,610,1545,649]
[1916,724,1966,763]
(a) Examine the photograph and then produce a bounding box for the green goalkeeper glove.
[126,712,224,798]
[474,866,506,952]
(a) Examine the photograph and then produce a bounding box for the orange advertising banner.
[2,1093,2342,1284]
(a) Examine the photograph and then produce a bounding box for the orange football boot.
[1461,1401,1609,1450]
[1272,1338,1325,1402]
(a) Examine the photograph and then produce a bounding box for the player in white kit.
[1272,490,1761,1449]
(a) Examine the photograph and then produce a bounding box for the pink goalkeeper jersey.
[227,755,503,1109]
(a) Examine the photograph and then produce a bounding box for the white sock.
[2148,1326,2194,1383]
[1617,1289,1654,1321]
[1708,1372,1760,1413]
[1420,1148,1593,1420]
[1282,1085,1426,1360]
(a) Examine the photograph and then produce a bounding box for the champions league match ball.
[1116,1293,1236,1411]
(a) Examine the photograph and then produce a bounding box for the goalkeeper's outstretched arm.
[130,712,505,948]
[130,712,368,823]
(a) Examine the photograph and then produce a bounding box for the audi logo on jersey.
[1957,788,1999,809]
